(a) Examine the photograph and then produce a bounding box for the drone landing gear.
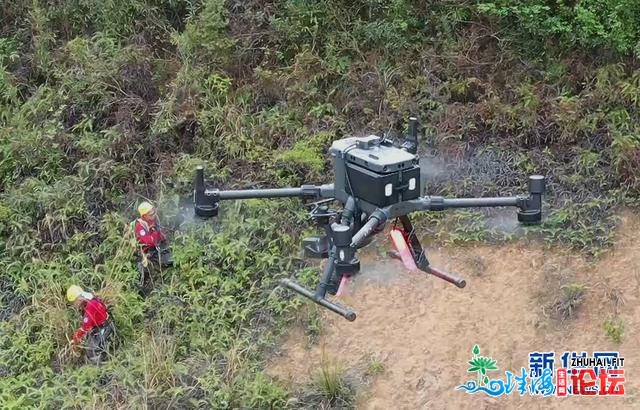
[281,203,360,321]
[280,252,358,321]
[391,215,466,288]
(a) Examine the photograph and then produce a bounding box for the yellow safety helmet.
[138,201,155,216]
[66,285,84,302]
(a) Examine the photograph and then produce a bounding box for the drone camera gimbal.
[193,117,545,322]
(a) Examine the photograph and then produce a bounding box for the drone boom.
[350,174,544,247]
[193,117,546,321]
[194,166,335,217]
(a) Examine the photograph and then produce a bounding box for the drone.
[193,117,546,322]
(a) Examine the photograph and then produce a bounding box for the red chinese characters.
[556,368,568,397]
[563,368,625,396]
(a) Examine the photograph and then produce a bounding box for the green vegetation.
[365,359,385,377]
[603,317,625,343]
[2,0,640,407]
[304,350,356,409]
[551,283,587,321]
[476,1,640,56]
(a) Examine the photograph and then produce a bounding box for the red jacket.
[132,217,166,253]
[73,298,109,343]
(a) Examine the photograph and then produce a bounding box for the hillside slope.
[2,1,640,408]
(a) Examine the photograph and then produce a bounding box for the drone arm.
[351,175,545,247]
[349,198,520,245]
[214,185,334,200]
[395,174,544,216]
[194,166,335,217]
[416,196,525,211]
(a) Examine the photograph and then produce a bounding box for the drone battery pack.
[329,135,421,208]
[345,162,420,208]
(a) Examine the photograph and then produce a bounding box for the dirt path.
[267,211,640,409]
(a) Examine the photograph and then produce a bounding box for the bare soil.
[267,210,640,409]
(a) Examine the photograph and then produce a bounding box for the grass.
[365,360,385,377]
[535,272,589,327]
[3,0,640,408]
[550,283,588,322]
[302,349,356,409]
[603,318,625,344]
[604,285,626,312]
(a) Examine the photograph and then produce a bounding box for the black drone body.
[193,118,545,322]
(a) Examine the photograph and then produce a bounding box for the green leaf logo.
[466,345,499,387]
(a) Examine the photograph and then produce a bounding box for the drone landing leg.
[335,275,349,297]
[280,251,357,321]
[397,215,467,288]
[280,279,357,321]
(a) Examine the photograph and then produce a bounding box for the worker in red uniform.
[130,201,173,294]
[67,285,114,364]
[132,201,167,255]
